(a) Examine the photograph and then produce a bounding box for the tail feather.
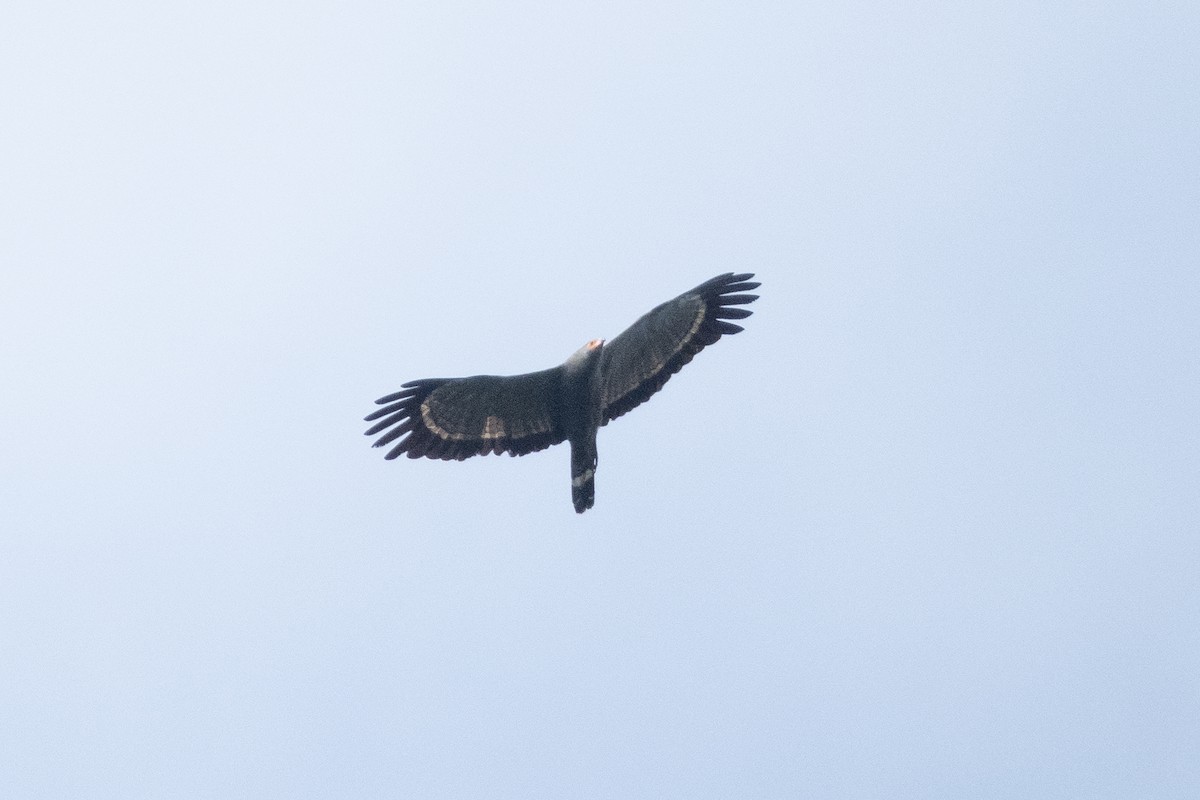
[570,439,597,514]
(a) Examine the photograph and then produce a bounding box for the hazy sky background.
[2,1,1198,797]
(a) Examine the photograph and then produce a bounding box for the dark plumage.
[364,272,760,512]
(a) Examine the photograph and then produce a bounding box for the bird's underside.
[364,272,760,513]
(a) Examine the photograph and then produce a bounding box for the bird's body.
[364,273,759,512]
[559,340,605,512]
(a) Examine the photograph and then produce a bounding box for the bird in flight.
[364,272,760,513]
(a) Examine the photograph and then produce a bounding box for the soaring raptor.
[364,273,760,513]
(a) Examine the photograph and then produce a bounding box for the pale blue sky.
[2,1,1198,797]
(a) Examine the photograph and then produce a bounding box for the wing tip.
[712,320,745,335]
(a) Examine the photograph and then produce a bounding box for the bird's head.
[563,338,605,373]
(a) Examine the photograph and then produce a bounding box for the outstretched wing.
[364,368,566,460]
[599,272,759,424]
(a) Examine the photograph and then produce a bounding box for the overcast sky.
[2,1,1198,797]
